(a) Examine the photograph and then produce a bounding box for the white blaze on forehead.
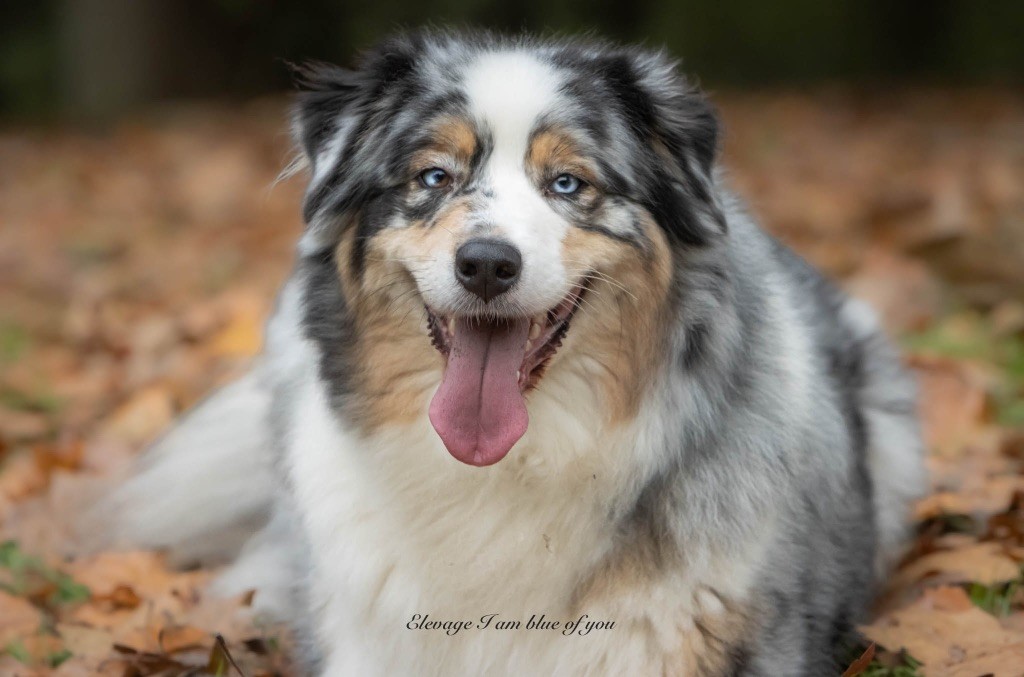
[455,50,572,315]
[463,50,564,159]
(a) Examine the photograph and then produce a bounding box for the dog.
[100,29,926,675]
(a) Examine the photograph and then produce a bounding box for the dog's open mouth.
[425,282,588,467]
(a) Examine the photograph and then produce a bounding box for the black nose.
[454,239,522,302]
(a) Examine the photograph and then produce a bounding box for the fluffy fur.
[99,30,926,675]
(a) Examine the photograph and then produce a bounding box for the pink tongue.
[428,317,530,466]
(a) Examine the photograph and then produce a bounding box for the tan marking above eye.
[527,129,598,187]
[410,117,478,178]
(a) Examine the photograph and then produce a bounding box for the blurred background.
[2,0,1024,119]
[0,3,1023,673]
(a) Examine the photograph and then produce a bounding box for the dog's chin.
[423,281,588,467]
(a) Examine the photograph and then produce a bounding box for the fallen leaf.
[862,586,1024,672]
[991,300,1024,338]
[894,541,1021,588]
[56,622,114,661]
[985,490,1024,549]
[0,451,48,501]
[930,585,979,612]
[158,624,210,654]
[33,441,84,476]
[179,300,229,341]
[0,407,50,443]
[845,248,944,334]
[93,584,142,610]
[206,295,264,358]
[841,642,876,677]
[97,387,174,447]
[13,633,66,669]
[0,590,42,645]
[910,356,992,457]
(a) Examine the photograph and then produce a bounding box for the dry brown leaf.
[1002,430,1024,461]
[863,586,1024,673]
[159,624,211,654]
[909,355,992,457]
[0,450,48,501]
[33,441,84,476]
[0,407,49,443]
[52,659,122,677]
[915,487,1024,524]
[179,299,229,341]
[894,541,1022,588]
[916,454,1024,521]
[845,248,944,334]
[93,583,142,610]
[0,656,45,676]
[56,622,115,661]
[985,490,1024,549]
[943,643,1024,677]
[991,300,1024,337]
[0,470,112,559]
[97,386,174,447]
[206,295,265,358]
[929,585,979,612]
[66,551,208,604]
[16,633,66,668]
[0,590,42,645]
[842,642,876,677]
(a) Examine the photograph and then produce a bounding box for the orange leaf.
[94,584,142,610]
[841,642,876,677]
[158,624,210,654]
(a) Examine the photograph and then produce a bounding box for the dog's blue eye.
[549,174,581,195]
[419,168,451,189]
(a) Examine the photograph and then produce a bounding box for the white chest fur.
[280,342,763,676]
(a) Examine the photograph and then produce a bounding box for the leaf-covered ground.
[1,89,1023,676]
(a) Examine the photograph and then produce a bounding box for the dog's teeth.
[447,318,456,335]
[524,340,533,352]
[529,322,542,340]
[516,370,521,380]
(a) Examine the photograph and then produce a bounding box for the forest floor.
[1,88,1023,676]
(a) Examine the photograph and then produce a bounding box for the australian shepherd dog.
[102,30,926,676]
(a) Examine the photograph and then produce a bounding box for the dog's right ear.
[291,62,362,169]
[290,36,421,254]
[290,61,366,255]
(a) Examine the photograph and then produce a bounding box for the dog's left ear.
[605,51,719,174]
[599,52,725,246]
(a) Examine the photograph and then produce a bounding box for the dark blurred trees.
[1,0,1022,120]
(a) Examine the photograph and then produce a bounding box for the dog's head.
[293,31,725,466]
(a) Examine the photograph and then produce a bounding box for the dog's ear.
[289,61,366,254]
[598,52,725,246]
[291,62,362,169]
[601,52,719,176]
[290,36,420,253]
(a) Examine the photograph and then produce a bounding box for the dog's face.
[295,33,724,466]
